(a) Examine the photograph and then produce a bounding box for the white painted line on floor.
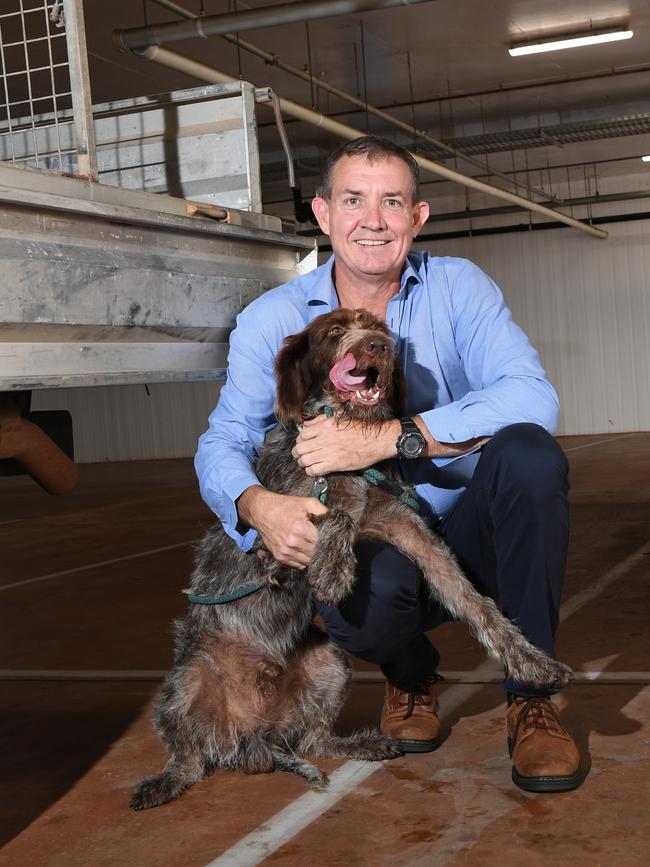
[562,432,637,453]
[201,537,650,867]
[0,540,195,592]
[205,761,379,867]
[0,670,167,680]
[352,670,650,685]
[3,669,650,684]
[559,538,650,621]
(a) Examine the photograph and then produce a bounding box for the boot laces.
[401,673,444,720]
[513,697,563,742]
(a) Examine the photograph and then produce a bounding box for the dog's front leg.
[307,509,357,606]
[361,497,572,690]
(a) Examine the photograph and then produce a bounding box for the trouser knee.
[315,541,424,664]
[484,423,568,502]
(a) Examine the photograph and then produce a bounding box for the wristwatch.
[396,417,426,459]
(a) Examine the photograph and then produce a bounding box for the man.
[195,135,581,793]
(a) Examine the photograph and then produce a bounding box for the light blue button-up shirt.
[195,252,559,550]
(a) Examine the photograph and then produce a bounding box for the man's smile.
[355,239,391,246]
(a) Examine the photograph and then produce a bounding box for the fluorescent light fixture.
[509,28,633,56]
[642,155,650,162]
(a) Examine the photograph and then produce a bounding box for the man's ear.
[411,200,430,237]
[274,329,313,425]
[311,197,331,236]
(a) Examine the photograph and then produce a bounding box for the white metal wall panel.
[31,380,222,463]
[414,219,650,435]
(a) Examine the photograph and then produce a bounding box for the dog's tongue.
[329,353,366,391]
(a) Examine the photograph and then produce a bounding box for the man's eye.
[344,197,359,206]
[385,198,402,208]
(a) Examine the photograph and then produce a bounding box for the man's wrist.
[236,484,268,529]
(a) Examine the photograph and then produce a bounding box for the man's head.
[311,136,429,287]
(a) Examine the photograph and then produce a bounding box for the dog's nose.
[365,337,389,355]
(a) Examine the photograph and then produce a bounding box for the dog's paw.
[130,775,182,811]
[307,769,329,792]
[353,734,404,761]
[550,660,574,689]
[309,568,354,607]
[508,651,574,690]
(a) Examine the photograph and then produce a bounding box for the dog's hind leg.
[309,730,403,761]
[271,749,329,790]
[130,752,206,810]
[362,503,572,690]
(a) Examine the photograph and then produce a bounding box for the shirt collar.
[305,251,424,308]
[306,256,339,308]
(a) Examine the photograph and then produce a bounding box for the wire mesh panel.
[0,0,96,177]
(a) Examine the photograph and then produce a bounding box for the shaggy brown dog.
[131,308,571,810]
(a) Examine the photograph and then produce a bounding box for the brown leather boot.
[380,676,442,753]
[507,696,582,792]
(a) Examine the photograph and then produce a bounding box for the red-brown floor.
[1,433,649,866]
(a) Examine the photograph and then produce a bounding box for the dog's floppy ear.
[274,328,313,425]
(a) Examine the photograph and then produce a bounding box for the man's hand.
[292,413,490,475]
[237,486,328,569]
[292,414,400,477]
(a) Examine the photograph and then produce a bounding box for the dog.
[131,308,572,810]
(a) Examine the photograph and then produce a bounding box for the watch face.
[401,432,424,458]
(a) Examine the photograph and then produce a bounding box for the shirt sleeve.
[420,259,560,445]
[194,303,281,552]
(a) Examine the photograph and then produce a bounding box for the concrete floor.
[1,432,649,866]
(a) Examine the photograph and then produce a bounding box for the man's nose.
[361,201,385,230]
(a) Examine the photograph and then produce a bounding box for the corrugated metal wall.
[414,218,650,435]
[31,217,649,461]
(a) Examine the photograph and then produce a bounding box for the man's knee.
[485,423,568,500]
[316,542,424,662]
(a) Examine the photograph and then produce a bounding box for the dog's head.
[274,308,405,425]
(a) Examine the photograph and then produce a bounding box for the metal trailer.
[0,1,315,491]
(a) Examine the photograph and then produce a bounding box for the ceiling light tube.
[509,28,633,56]
[642,155,650,162]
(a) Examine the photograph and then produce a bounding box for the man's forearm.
[372,416,488,460]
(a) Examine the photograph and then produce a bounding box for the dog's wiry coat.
[131,308,572,810]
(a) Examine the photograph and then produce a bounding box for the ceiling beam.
[139,45,607,239]
[114,0,435,52]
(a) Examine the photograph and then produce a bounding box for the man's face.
[311,154,429,285]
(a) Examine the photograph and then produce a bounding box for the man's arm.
[195,296,328,565]
[292,413,487,477]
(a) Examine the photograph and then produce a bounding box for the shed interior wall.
[30,217,649,462]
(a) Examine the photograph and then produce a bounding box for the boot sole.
[396,736,441,754]
[512,765,583,793]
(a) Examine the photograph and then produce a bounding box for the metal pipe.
[140,46,608,240]
[148,0,558,204]
[114,0,434,52]
[0,396,79,496]
[257,88,296,189]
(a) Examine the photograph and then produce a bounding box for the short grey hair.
[319,135,420,203]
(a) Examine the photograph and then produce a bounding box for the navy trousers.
[315,423,570,698]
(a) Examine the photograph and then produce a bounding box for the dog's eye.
[328,326,343,337]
